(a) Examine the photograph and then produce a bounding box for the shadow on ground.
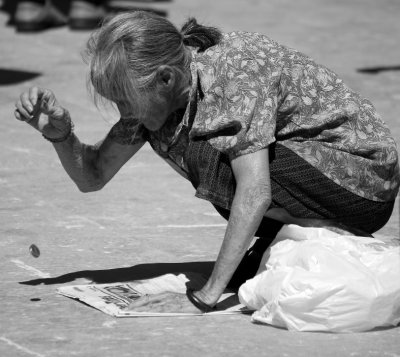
[19,261,215,286]
[357,65,400,74]
[0,68,41,85]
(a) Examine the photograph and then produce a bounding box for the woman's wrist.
[42,120,74,143]
[186,289,216,312]
[192,285,222,307]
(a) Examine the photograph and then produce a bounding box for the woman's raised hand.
[14,86,72,141]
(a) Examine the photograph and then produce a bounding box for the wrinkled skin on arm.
[126,147,272,313]
[53,129,144,192]
[195,147,272,305]
[14,86,145,192]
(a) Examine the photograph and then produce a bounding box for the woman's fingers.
[20,91,34,115]
[15,99,32,122]
[15,86,59,122]
[127,294,163,309]
[128,295,149,308]
[15,86,71,138]
[28,86,40,108]
[14,108,23,121]
[123,292,202,313]
[35,88,66,120]
[15,86,44,121]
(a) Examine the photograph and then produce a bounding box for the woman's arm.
[52,132,144,192]
[15,86,144,192]
[123,146,272,314]
[195,147,272,306]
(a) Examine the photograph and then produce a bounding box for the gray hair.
[84,11,222,118]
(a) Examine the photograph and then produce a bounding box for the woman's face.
[140,92,175,131]
[117,92,177,131]
[118,87,190,132]
[117,66,191,131]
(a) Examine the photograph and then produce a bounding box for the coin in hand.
[29,244,40,258]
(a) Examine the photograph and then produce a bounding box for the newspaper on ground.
[57,272,250,317]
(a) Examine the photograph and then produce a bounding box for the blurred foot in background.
[68,0,106,30]
[2,0,171,32]
[13,0,67,32]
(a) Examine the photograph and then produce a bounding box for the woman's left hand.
[124,292,203,314]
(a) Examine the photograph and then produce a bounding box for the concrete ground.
[1,0,399,356]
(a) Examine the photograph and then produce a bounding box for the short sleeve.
[108,118,147,146]
[189,45,280,158]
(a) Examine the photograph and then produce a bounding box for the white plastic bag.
[238,224,400,332]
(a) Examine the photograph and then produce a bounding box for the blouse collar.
[164,50,199,146]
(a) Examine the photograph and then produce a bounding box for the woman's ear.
[156,65,175,90]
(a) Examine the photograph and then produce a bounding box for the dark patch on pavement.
[357,65,400,74]
[30,298,41,302]
[0,68,41,85]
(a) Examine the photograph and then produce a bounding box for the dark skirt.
[184,140,395,235]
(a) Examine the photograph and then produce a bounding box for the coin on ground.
[29,244,40,258]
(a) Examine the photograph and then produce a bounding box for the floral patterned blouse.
[110,32,399,202]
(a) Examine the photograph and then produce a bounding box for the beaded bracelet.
[186,288,215,313]
[42,121,74,143]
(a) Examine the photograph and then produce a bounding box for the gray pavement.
[1,0,399,356]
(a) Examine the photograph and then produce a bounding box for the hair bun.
[180,17,222,52]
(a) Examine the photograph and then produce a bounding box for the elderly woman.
[15,11,399,313]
